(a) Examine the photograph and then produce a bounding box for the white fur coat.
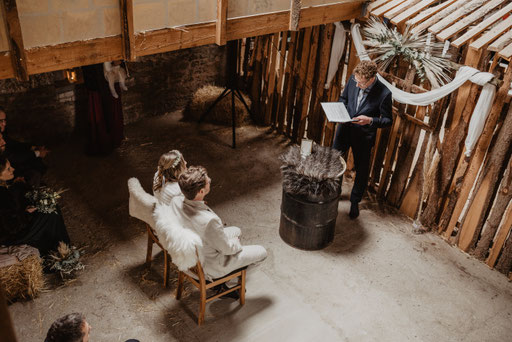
[153,204,203,271]
[127,177,157,228]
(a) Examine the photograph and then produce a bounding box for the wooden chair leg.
[163,252,169,288]
[239,269,246,306]
[198,284,206,326]
[146,233,153,265]
[176,272,184,300]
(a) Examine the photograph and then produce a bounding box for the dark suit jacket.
[339,75,393,142]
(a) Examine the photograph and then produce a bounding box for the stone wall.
[0,44,225,144]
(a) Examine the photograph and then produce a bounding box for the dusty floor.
[8,112,512,341]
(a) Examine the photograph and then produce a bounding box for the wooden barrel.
[279,187,341,250]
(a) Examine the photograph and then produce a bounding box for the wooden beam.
[0,52,14,79]
[372,0,407,17]
[428,0,488,35]
[499,41,512,59]
[1,0,28,81]
[470,15,512,51]
[289,0,301,31]
[297,1,363,29]
[406,0,458,29]
[1,1,364,79]
[452,1,512,48]
[437,0,507,42]
[488,28,512,52]
[368,0,390,12]
[391,0,438,26]
[216,0,228,46]
[119,0,135,61]
[412,0,468,34]
[383,0,421,21]
[26,37,123,75]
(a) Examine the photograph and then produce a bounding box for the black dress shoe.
[215,284,240,300]
[349,202,359,219]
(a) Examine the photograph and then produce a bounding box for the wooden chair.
[176,251,246,326]
[128,177,170,287]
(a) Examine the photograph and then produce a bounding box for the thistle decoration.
[360,18,454,87]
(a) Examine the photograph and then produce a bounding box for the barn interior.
[1,1,511,341]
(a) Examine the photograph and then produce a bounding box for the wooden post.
[444,64,512,239]
[475,156,512,261]
[216,0,228,46]
[119,0,135,61]
[273,32,288,129]
[457,100,512,252]
[264,32,280,125]
[297,26,320,142]
[291,27,312,141]
[307,24,335,143]
[1,0,28,81]
[289,0,301,31]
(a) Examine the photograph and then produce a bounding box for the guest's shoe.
[349,202,359,219]
[214,284,240,300]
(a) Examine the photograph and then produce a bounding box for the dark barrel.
[279,186,341,250]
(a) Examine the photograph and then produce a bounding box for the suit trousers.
[332,123,373,204]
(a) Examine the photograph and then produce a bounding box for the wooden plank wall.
[240,11,512,277]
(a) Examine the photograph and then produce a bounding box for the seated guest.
[173,166,267,286]
[0,155,70,255]
[152,150,187,205]
[45,313,91,342]
[0,108,48,187]
[45,312,139,342]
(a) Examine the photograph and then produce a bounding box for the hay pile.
[183,85,252,127]
[0,254,44,302]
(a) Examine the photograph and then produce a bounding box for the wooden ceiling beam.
[216,0,228,45]
[437,0,507,42]
[119,0,135,61]
[383,0,421,21]
[0,53,14,79]
[498,41,512,60]
[1,0,28,81]
[1,0,364,79]
[428,0,487,35]
[411,0,467,34]
[470,15,512,51]
[488,28,512,52]
[368,0,390,12]
[390,0,438,26]
[406,0,458,28]
[372,0,407,17]
[452,1,512,48]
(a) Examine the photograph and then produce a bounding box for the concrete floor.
[8,112,512,341]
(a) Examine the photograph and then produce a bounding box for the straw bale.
[183,85,252,127]
[0,255,44,302]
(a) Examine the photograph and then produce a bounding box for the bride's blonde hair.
[153,150,187,192]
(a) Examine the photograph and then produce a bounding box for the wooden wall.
[240,23,512,278]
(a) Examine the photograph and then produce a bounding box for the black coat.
[339,75,393,142]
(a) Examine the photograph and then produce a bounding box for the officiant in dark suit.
[332,60,392,219]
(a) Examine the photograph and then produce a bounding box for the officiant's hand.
[353,115,372,126]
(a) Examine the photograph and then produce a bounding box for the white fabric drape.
[326,23,498,157]
[324,22,347,89]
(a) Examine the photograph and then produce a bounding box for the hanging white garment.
[324,22,347,89]
[464,83,496,157]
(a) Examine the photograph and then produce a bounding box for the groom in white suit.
[171,166,267,283]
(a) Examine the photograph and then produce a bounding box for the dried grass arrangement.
[0,254,44,302]
[44,242,84,280]
[280,145,346,201]
[361,18,454,87]
[183,85,252,127]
